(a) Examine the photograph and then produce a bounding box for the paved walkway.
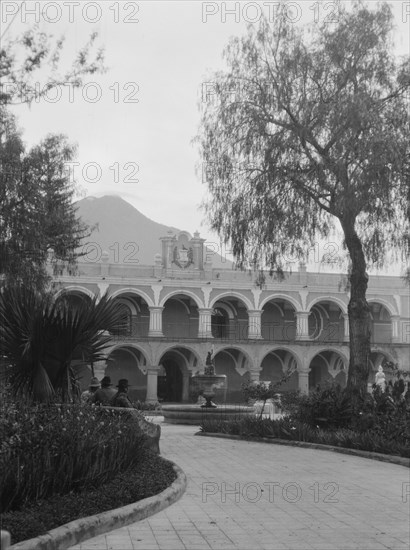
[70,422,409,550]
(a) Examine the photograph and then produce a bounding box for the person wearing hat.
[110,379,133,408]
[81,377,100,403]
[91,375,116,405]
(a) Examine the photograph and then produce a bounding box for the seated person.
[111,379,133,408]
[81,377,100,403]
[91,376,116,405]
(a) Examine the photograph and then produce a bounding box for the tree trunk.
[341,218,371,398]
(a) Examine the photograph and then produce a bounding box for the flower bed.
[0,400,147,513]
[1,449,176,544]
[199,416,410,457]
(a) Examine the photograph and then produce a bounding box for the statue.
[204,350,215,376]
[375,366,386,392]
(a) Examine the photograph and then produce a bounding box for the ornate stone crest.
[172,245,194,269]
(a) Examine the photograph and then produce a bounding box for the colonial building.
[55,230,410,403]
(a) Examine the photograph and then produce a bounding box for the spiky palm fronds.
[0,287,127,402]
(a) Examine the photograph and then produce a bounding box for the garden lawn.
[1,448,176,544]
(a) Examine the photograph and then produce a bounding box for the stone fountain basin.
[161,404,255,425]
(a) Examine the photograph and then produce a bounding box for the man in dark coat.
[91,376,116,405]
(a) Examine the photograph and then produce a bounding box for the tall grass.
[0,397,146,512]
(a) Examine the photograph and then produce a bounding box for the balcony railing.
[109,321,395,346]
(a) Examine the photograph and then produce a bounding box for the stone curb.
[195,432,410,468]
[9,461,187,550]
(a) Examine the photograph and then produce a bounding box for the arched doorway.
[213,347,250,402]
[308,301,344,342]
[105,346,148,402]
[158,347,198,403]
[309,350,347,391]
[260,349,299,392]
[158,359,183,402]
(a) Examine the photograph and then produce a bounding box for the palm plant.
[0,286,128,403]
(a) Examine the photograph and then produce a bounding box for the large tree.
[0,29,104,290]
[0,114,92,290]
[196,1,409,397]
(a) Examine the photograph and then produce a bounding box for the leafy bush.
[2,450,176,544]
[0,398,147,513]
[289,385,353,429]
[201,416,410,457]
[201,378,410,457]
[242,369,295,419]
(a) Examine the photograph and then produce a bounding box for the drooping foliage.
[196,0,410,395]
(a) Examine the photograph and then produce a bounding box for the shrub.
[200,413,410,457]
[1,449,176,544]
[0,398,146,513]
[289,384,354,429]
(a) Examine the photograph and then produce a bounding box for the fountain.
[161,349,255,425]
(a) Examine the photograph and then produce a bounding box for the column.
[298,369,310,395]
[198,308,214,338]
[182,372,190,402]
[93,359,107,379]
[343,313,350,342]
[391,315,400,343]
[248,310,262,339]
[146,367,160,403]
[249,369,260,383]
[148,306,164,337]
[296,311,310,341]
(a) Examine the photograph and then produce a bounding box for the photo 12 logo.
[81,242,140,264]
[202,481,340,503]
[1,2,140,25]
[0,82,139,105]
[64,161,139,185]
[201,2,341,24]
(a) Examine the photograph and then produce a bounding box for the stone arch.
[157,345,201,402]
[214,345,255,371]
[308,346,349,366]
[307,296,348,315]
[307,300,346,342]
[107,343,149,366]
[157,344,202,370]
[308,348,348,390]
[213,345,253,402]
[213,302,235,320]
[109,291,151,337]
[114,297,138,315]
[55,286,95,299]
[261,298,298,342]
[105,344,149,401]
[210,291,253,311]
[370,347,395,364]
[160,289,204,309]
[259,347,300,392]
[260,294,300,311]
[369,302,393,344]
[368,298,396,317]
[161,293,201,339]
[109,287,154,307]
[260,346,303,371]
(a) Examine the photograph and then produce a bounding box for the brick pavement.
[69,422,410,550]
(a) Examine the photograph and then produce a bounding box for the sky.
[2,0,409,272]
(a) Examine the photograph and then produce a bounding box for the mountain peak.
[75,195,229,267]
